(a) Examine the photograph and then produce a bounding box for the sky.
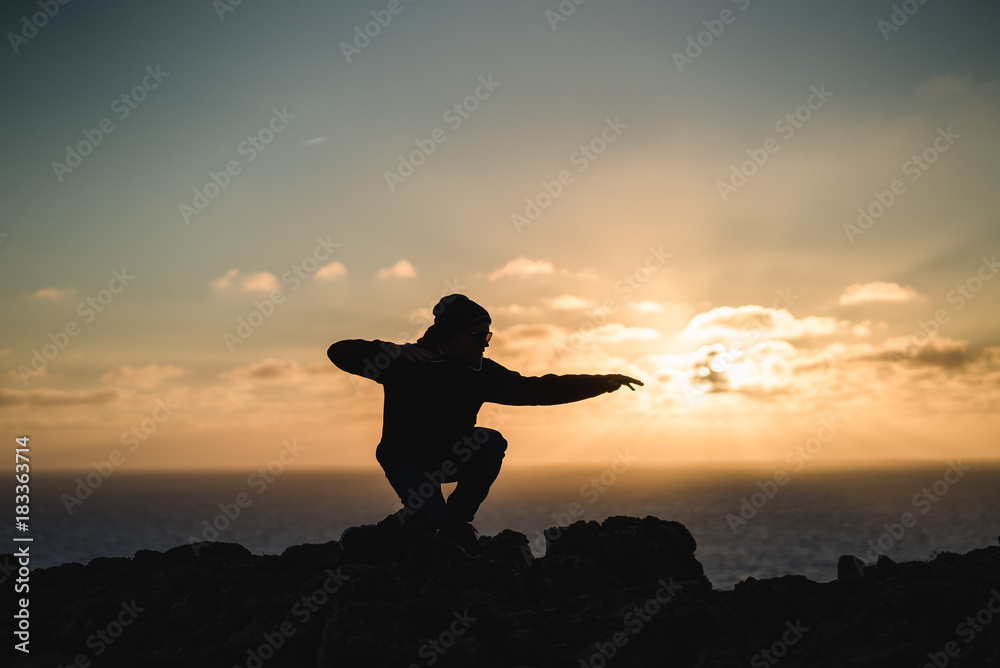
[1,0,998,473]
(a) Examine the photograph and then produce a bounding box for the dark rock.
[4,516,1000,668]
[837,554,866,579]
[542,515,711,590]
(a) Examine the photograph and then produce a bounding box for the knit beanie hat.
[432,294,490,338]
[416,294,490,349]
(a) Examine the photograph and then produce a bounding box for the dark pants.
[380,428,507,537]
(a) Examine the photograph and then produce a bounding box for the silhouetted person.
[328,294,642,558]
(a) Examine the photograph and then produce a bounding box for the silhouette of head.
[425,294,491,363]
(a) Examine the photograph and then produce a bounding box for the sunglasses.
[467,330,492,344]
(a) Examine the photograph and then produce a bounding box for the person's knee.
[474,428,507,460]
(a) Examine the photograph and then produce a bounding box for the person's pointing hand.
[605,374,644,392]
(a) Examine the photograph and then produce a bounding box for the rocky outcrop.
[5,516,1000,667]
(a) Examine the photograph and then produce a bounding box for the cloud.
[839,281,922,306]
[488,257,555,281]
[241,272,280,292]
[210,269,239,291]
[590,324,661,343]
[220,359,303,382]
[874,335,982,370]
[377,259,417,279]
[488,303,543,318]
[682,306,840,344]
[23,287,75,301]
[916,73,972,97]
[210,269,280,293]
[315,261,347,281]
[101,364,191,388]
[629,301,664,313]
[0,388,118,407]
[545,294,597,310]
[571,269,599,281]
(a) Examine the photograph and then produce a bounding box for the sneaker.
[437,523,484,559]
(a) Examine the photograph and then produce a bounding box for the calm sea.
[13,463,1000,589]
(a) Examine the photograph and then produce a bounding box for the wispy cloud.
[102,364,191,389]
[682,305,841,343]
[23,287,75,301]
[629,301,664,313]
[315,261,347,281]
[488,257,555,281]
[839,281,922,306]
[210,269,280,293]
[545,294,597,310]
[377,259,417,279]
[0,388,118,407]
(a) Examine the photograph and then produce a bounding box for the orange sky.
[2,1,999,473]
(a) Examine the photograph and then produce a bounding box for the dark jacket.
[327,339,615,468]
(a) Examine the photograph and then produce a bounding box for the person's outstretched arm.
[485,363,643,406]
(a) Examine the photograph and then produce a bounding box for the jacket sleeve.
[484,362,614,406]
[327,339,399,383]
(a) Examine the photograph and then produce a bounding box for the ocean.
[15,462,1000,589]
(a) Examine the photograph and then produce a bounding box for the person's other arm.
[327,339,435,380]
[485,362,642,406]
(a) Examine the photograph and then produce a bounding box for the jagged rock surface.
[4,516,1000,667]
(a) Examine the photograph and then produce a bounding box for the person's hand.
[400,343,438,362]
[605,374,644,391]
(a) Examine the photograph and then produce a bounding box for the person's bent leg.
[445,428,507,526]
[384,463,448,538]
